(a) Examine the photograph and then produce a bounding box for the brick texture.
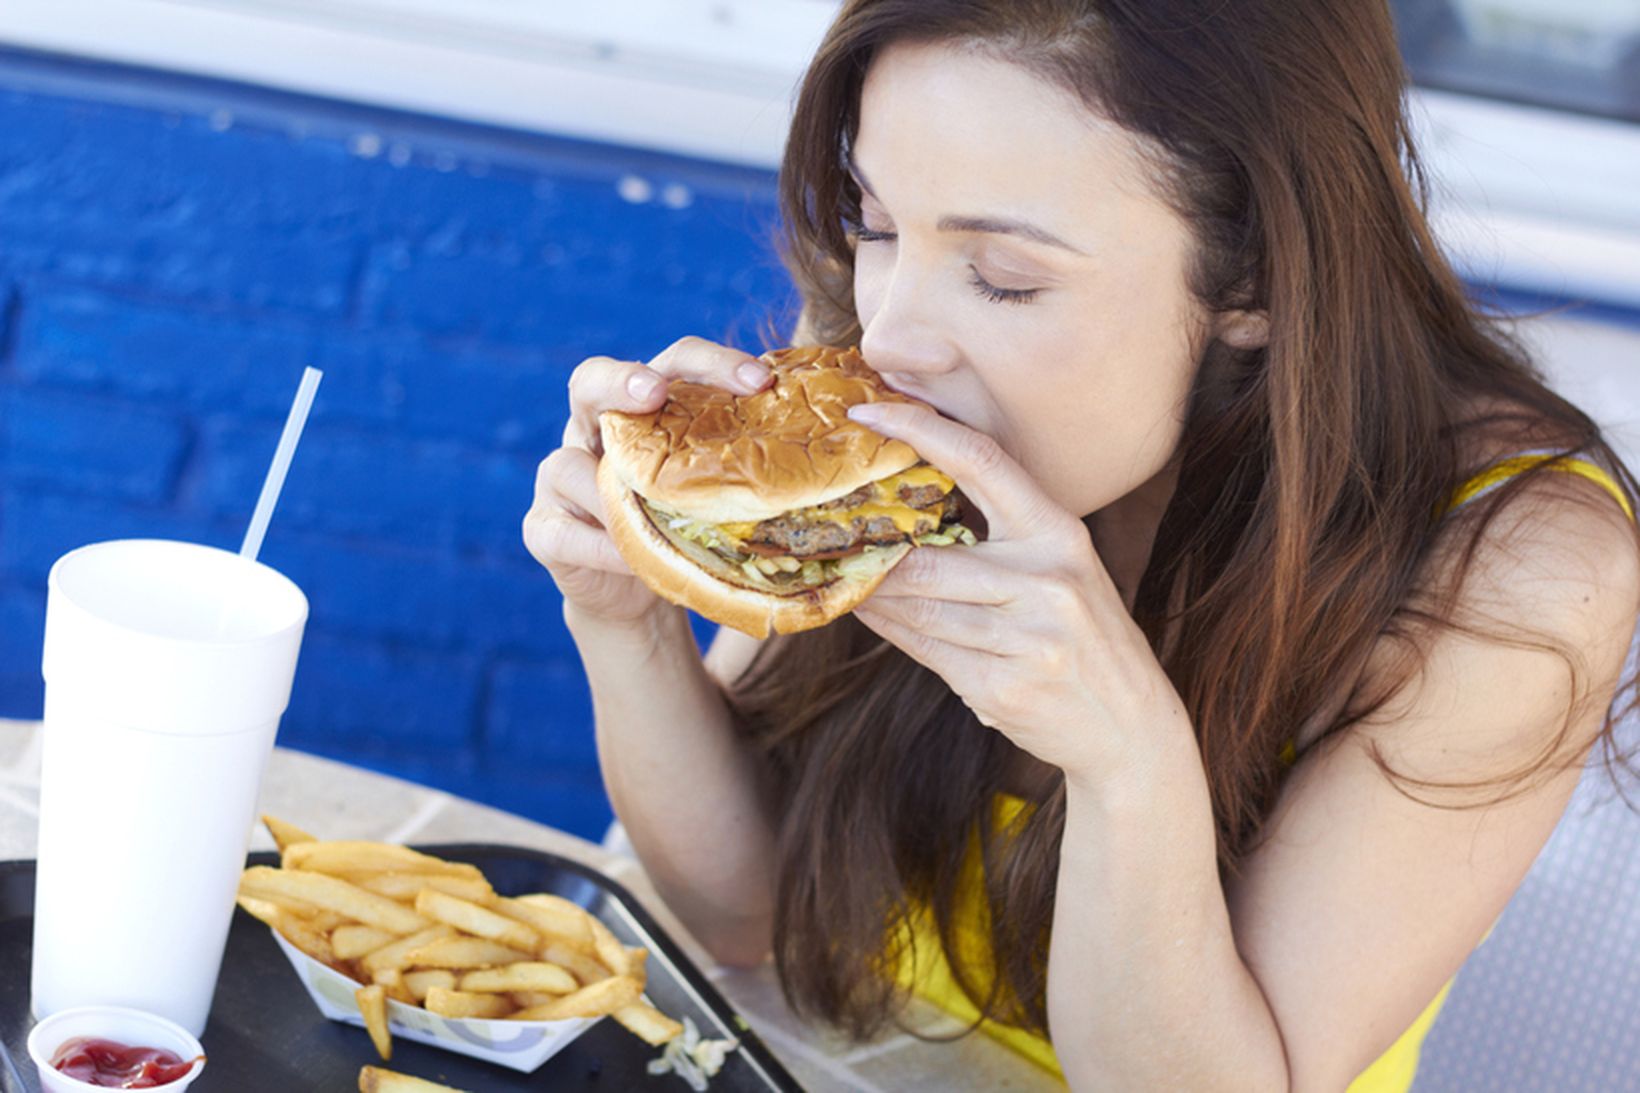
[0,58,790,840]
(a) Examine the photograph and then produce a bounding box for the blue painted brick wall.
[0,51,792,839]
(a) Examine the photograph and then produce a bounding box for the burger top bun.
[598,345,924,523]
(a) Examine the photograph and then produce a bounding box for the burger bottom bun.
[597,455,911,638]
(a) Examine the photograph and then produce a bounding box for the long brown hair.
[727,0,1640,1042]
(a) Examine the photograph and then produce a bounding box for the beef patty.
[742,486,959,559]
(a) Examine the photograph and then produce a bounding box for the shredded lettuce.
[914,522,978,547]
[642,499,974,594]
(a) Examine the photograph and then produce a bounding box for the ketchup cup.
[26,1005,205,1093]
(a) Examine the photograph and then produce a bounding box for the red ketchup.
[48,1038,201,1089]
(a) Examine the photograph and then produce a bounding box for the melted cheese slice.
[716,465,956,543]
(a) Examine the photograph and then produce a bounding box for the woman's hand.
[846,401,1192,785]
[524,337,772,630]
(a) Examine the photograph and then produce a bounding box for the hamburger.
[596,346,977,637]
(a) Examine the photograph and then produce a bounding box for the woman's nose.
[858,272,958,382]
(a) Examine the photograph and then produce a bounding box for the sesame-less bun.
[595,346,926,637]
[598,346,924,524]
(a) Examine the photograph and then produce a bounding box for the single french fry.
[511,990,562,1009]
[372,967,416,1006]
[360,925,458,977]
[405,937,534,970]
[613,1001,684,1046]
[457,962,577,995]
[262,814,316,851]
[239,896,336,965]
[414,889,538,952]
[423,988,513,1020]
[237,886,323,919]
[333,925,399,961]
[511,975,642,1021]
[586,916,633,979]
[356,984,392,1061]
[354,873,494,905]
[240,867,430,935]
[491,895,595,954]
[358,1066,469,1093]
[235,895,282,929]
[304,910,349,933]
[539,941,612,987]
[276,915,338,967]
[402,969,457,1003]
[284,841,485,880]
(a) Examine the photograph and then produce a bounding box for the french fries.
[614,1000,687,1046]
[283,840,484,880]
[403,936,535,970]
[402,970,457,1002]
[540,941,614,988]
[458,962,577,995]
[243,817,686,1065]
[355,873,493,904]
[413,888,538,952]
[360,926,457,977]
[333,925,398,961]
[358,1067,467,1093]
[510,975,642,1022]
[240,866,430,935]
[262,814,316,851]
[356,984,391,1060]
[424,987,514,1020]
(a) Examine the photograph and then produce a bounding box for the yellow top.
[900,454,1634,1089]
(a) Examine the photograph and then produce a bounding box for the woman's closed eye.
[851,221,1045,306]
[848,220,896,244]
[968,268,1041,305]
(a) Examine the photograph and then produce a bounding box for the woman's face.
[851,41,1214,519]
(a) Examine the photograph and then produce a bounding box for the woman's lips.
[878,376,952,418]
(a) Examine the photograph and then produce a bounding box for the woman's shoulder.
[1294,398,1640,763]
[1439,395,1634,554]
[1339,401,1640,769]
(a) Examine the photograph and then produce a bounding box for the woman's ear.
[1215,308,1269,350]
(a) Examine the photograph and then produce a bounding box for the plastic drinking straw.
[240,366,323,563]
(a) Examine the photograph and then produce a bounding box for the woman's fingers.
[566,337,771,454]
[649,335,771,391]
[855,595,1024,655]
[846,401,1069,543]
[525,448,619,570]
[872,543,1023,603]
[535,446,605,526]
[522,505,629,574]
[566,356,668,456]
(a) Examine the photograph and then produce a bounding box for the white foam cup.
[32,540,307,1036]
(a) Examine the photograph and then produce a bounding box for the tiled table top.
[0,719,1061,1092]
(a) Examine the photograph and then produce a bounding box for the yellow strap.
[1444,454,1635,523]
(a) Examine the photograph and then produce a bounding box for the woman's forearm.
[1050,747,1290,1091]
[567,604,778,964]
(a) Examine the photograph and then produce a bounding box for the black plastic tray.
[0,845,802,1092]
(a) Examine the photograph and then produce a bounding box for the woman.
[524,1,1640,1088]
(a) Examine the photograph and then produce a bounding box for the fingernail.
[736,362,770,391]
[847,403,883,425]
[627,372,661,400]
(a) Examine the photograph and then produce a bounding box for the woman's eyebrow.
[848,161,1087,255]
